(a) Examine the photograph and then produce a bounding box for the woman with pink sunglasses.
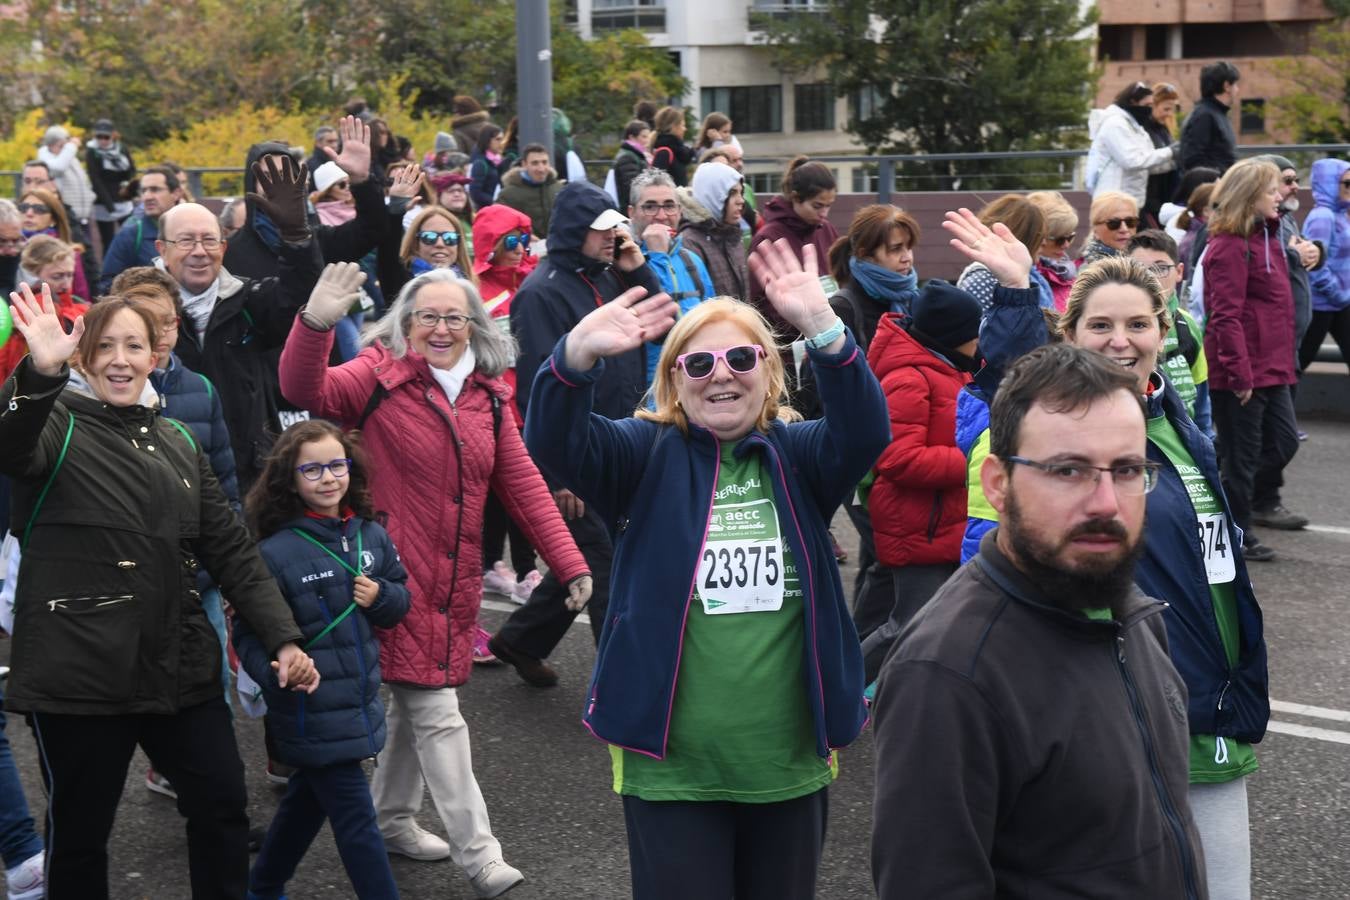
[519,238,889,899]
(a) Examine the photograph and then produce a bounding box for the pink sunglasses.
[675,344,765,380]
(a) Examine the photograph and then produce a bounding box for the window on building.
[592,0,666,32]
[745,172,781,195]
[749,0,829,27]
[1182,22,1310,58]
[1240,98,1266,135]
[1097,25,1134,61]
[794,84,835,132]
[702,86,783,133]
[849,85,885,126]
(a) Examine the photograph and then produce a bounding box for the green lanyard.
[288,525,363,650]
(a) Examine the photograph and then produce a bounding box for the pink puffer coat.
[279,318,588,686]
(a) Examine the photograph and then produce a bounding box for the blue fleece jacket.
[524,329,890,759]
[1304,158,1350,312]
[641,233,716,384]
[1140,382,1269,742]
[97,212,160,294]
[233,516,410,768]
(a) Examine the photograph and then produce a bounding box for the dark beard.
[1004,489,1144,614]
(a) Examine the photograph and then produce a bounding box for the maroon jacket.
[279,319,588,686]
[749,195,839,336]
[867,314,970,567]
[1203,218,1297,392]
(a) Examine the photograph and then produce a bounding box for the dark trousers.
[622,788,828,900]
[1211,385,1300,532]
[481,487,537,575]
[843,502,877,618]
[250,761,398,900]
[28,696,248,899]
[1298,309,1350,374]
[495,506,612,655]
[859,563,958,684]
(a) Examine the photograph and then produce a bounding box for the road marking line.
[1271,700,1350,724]
[1267,721,1350,746]
[482,596,591,626]
[1306,524,1350,536]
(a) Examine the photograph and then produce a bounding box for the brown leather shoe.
[486,635,558,687]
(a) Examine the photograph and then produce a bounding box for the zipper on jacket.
[926,491,943,543]
[1113,629,1201,900]
[346,556,379,758]
[47,594,133,612]
[425,388,465,683]
[4,395,33,416]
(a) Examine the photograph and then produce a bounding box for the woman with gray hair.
[278,264,591,898]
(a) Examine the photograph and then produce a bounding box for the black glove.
[247,155,311,244]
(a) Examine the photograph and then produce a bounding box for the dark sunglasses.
[675,344,765,380]
[1049,233,1076,247]
[94,133,112,140]
[502,233,530,252]
[418,230,461,247]
[1282,176,1299,186]
[1098,217,1139,231]
[17,202,50,215]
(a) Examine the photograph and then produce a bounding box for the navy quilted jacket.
[233,515,410,768]
[151,354,239,510]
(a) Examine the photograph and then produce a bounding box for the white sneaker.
[482,561,517,597]
[511,570,543,605]
[6,850,44,900]
[383,825,451,861]
[470,858,524,898]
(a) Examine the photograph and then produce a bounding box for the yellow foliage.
[0,109,82,172]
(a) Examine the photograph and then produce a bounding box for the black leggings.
[1298,309,1350,374]
[481,487,537,574]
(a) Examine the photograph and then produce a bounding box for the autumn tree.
[1270,19,1350,143]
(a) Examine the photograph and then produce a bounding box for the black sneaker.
[487,634,558,688]
[1242,538,1276,562]
[1251,504,1308,530]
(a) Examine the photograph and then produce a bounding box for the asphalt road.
[3,418,1350,899]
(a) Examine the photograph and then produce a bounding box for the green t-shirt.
[1161,295,1201,420]
[610,444,837,802]
[1146,412,1258,784]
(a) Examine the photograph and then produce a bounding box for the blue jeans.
[250,761,398,899]
[0,681,44,869]
[333,313,365,363]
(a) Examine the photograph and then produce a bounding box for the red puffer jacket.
[866,314,971,568]
[1203,218,1297,392]
[279,318,589,686]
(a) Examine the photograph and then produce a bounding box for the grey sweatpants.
[1190,774,1251,900]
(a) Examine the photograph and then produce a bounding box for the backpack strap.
[196,372,214,404]
[356,383,388,430]
[21,411,75,550]
[166,418,198,452]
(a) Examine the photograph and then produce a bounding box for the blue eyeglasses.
[296,458,352,481]
[503,233,530,252]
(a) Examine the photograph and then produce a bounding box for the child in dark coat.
[235,420,410,900]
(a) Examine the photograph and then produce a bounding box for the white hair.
[362,269,517,377]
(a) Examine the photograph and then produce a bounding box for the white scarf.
[428,345,476,404]
[181,278,221,338]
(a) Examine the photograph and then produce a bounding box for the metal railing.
[7,143,1348,203]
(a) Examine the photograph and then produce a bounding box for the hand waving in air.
[388,164,425,201]
[942,207,1032,289]
[9,282,84,377]
[302,262,367,331]
[248,154,311,244]
[562,286,678,371]
[323,115,373,185]
[748,239,838,341]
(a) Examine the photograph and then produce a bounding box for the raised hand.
[562,286,678,371]
[748,239,836,338]
[324,115,372,185]
[303,262,367,330]
[388,164,425,201]
[9,282,83,377]
[248,154,310,243]
[942,207,1032,288]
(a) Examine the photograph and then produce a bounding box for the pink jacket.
[279,319,589,686]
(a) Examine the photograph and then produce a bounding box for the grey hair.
[0,198,19,226]
[218,198,245,229]
[362,268,517,377]
[628,167,676,209]
[314,125,336,141]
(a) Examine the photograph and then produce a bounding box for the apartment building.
[572,0,870,192]
[1095,0,1340,141]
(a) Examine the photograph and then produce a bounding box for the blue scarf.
[848,257,919,315]
[410,257,466,280]
[253,209,281,253]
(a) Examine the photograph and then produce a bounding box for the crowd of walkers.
[0,69,1345,900]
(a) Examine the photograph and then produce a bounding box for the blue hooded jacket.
[1305,158,1350,313]
[640,232,715,384]
[524,328,890,759]
[233,515,411,768]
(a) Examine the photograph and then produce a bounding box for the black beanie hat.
[909,280,983,354]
